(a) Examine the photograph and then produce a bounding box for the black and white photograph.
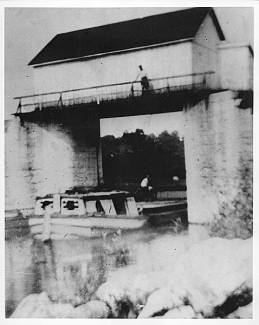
[3,2,254,320]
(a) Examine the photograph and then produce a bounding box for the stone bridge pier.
[5,114,103,210]
[184,90,252,224]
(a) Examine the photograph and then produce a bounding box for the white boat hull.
[29,215,147,239]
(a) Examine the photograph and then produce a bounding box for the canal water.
[5,117,210,317]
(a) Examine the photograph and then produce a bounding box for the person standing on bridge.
[135,65,150,94]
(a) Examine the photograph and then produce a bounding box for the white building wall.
[218,43,253,90]
[192,13,221,88]
[32,42,193,101]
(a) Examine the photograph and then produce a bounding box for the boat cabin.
[34,191,139,217]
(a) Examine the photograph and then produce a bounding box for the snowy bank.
[11,292,110,318]
[10,235,252,318]
[96,237,252,318]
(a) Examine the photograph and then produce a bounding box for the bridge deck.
[14,72,217,121]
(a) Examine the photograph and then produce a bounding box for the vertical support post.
[53,194,60,213]
[43,209,51,242]
[95,115,103,187]
[96,143,100,187]
[131,84,134,97]
[57,93,63,108]
[202,74,207,89]
[17,99,22,113]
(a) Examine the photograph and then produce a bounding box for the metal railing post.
[130,83,134,96]
[16,99,22,113]
[203,74,207,89]
[57,92,63,108]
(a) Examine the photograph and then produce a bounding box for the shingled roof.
[29,7,225,66]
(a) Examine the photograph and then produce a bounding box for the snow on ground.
[11,292,110,318]
[96,236,252,318]
[10,228,252,318]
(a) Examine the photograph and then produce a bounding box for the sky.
[4,6,253,137]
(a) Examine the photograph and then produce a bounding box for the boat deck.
[137,200,187,212]
[137,200,188,227]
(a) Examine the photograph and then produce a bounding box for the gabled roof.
[29,7,225,66]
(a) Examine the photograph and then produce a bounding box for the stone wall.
[184,90,252,227]
[5,117,103,210]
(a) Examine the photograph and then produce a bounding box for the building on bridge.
[17,7,252,113]
[14,7,253,225]
[27,7,224,107]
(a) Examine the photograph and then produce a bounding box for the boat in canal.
[137,200,188,227]
[29,191,146,240]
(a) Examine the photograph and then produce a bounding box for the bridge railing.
[14,71,215,113]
